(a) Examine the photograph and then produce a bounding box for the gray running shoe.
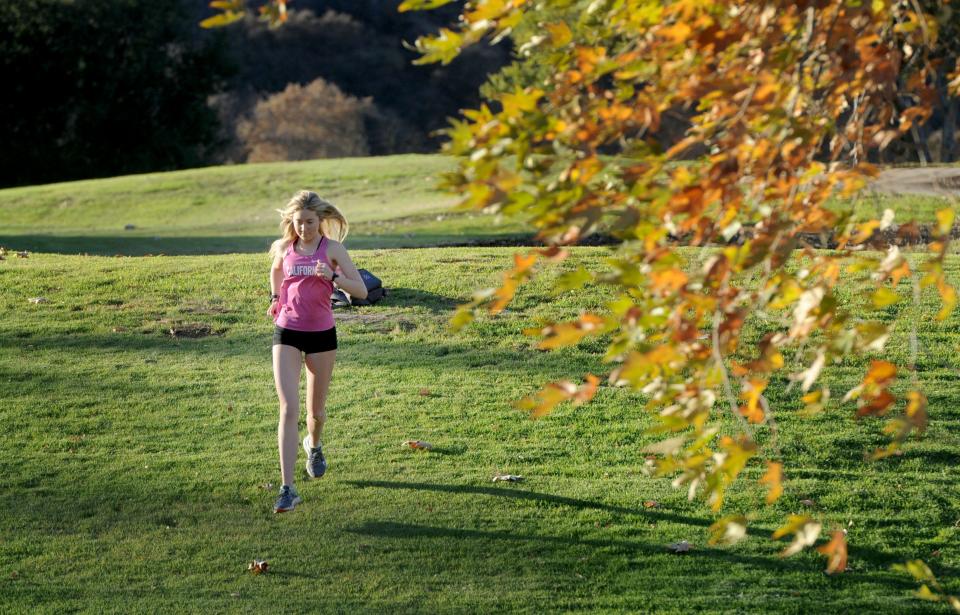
[273,485,301,513]
[303,435,327,478]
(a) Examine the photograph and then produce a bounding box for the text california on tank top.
[274,237,335,331]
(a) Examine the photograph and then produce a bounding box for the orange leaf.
[817,530,848,574]
[865,360,897,387]
[759,461,783,504]
[857,389,896,417]
[537,314,606,350]
[650,268,689,295]
[905,390,929,433]
[659,22,692,44]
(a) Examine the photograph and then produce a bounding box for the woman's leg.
[273,344,303,487]
[304,349,336,447]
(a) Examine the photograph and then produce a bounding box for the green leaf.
[552,267,593,294]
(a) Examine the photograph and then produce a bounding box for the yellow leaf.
[398,0,455,11]
[500,88,544,119]
[773,515,822,557]
[936,208,955,236]
[708,515,748,545]
[545,21,572,47]
[937,282,957,321]
[872,286,900,308]
[200,11,244,28]
[449,306,475,332]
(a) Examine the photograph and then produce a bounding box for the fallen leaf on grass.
[492,474,523,483]
[643,500,660,509]
[418,388,432,396]
[28,297,49,304]
[16,251,29,258]
[247,559,269,574]
[259,482,274,491]
[402,440,432,450]
[800,499,817,507]
[667,540,693,553]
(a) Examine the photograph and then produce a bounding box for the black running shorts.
[272,326,337,354]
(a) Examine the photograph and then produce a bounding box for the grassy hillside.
[0,155,530,254]
[0,154,955,256]
[1,247,958,613]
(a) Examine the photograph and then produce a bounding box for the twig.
[712,306,755,438]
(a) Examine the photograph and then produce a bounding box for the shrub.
[237,78,371,162]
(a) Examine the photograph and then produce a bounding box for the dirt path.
[872,166,960,197]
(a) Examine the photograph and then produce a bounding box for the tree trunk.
[943,95,958,164]
[911,124,930,166]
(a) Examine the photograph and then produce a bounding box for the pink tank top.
[275,238,335,331]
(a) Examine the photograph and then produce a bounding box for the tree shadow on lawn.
[1,332,602,380]
[0,235,277,256]
[343,480,954,582]
[0,232,537,256]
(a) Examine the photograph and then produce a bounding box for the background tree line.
[0,0,510,188]
[2,0,957,190]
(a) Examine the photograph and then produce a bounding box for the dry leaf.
[643,500,660,509]
[28,297,49,304]
[248,559,269,574]
[402,440,432,450]
[817,530,848,574]
[16,251,29,258]
[418,388,432,396]
[492,474,523,482]
[667,540,693,553]
[800,499,817,507]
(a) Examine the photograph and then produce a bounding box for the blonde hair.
[269,190,348,259]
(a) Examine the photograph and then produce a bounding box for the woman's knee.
[278,401,299,422]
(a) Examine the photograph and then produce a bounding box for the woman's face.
[292,210,321,242]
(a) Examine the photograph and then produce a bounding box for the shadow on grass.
[0,232,539,256]
[344,479,958,581]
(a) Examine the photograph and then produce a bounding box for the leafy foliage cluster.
[389,0,960,581]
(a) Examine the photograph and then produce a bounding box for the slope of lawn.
[1,245,958,613]
[0,154,956,256]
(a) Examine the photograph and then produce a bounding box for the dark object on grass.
[332,268,386,307]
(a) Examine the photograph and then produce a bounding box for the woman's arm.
[267,255,284,318]
[325,241,368,300]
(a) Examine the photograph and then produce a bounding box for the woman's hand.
[314,261,336,281]
[267,299,281,320]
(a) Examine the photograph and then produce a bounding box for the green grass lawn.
[1,155,959,612]
[1,245,958,613]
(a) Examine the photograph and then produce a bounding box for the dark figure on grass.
[267,191,367,513]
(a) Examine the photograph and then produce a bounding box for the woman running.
[267,190,367,513]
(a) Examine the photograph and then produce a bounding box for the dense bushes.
[238,79,371,162]
[0,0,232,188]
